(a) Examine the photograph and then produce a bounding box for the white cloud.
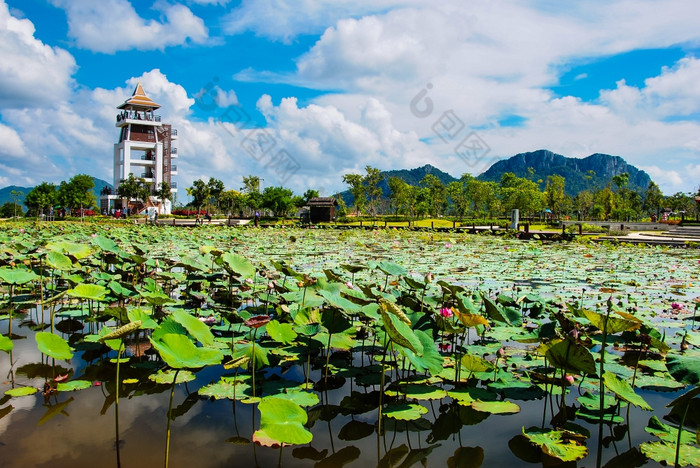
[222,0,417,42]
[49,0,208,53]
[0,0,76,108]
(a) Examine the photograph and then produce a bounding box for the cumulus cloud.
[0,0,76,108]
[49,0,208,53]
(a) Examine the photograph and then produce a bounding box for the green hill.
[477,149,652,196]
[0,177,112,209]
[335,164,457,206]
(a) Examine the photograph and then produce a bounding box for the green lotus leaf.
[522,427,588,462]
[471,400,520,414]
[0,267,39,285]
[231,342,270,370]
[314,331,355,351]
[199,376,252,400]
[253,397,313,446]
[545,339,596,375]
[318,288,361,314]
[0,335,13,353]
[57,380,92,392]
[91,235,121,253]
[219,252,256,278]
[274,390,319,407]
[5,386,38,397]
[640,441,700,467]
[127,308,158,329]
[66,283,108,301]
[140,290,175,306]
[583,310,641,334]
[149,333,223,369]
[170,309,215,346]
[35,332,74,360]
[380,307,422,355]
[603,371,652,410]
[645,415,697,445]
[400,329,444,376]
[46,251,72,270]
[148,369,196,384]
[267,320,298,344]
[384,403,429,421]
[666,353,700,386]
[377,260,408,277]
[45,241,92,259]
[461,354,494,373]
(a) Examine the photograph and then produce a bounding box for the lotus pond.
[1,223,699,468]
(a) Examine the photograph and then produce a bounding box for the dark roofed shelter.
[308,197,336,223]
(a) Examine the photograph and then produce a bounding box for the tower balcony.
[171,129,178,140]
[116,111,162,127]
[170,147,178,158]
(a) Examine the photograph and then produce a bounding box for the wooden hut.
[308,197,336,223]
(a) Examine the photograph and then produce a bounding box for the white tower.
[103,83,178,214]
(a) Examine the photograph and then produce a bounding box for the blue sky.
[1,0,699,200]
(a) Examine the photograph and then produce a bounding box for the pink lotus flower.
[438,343,450,351]
[345,281,354,289]
[671,302,684,310]
[439,307,453,318]
[564,375,575,385]
[444,242,452,248]
[198,316,217,324]
[245,278,253,285]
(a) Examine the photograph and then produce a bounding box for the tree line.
[341,165,700,222]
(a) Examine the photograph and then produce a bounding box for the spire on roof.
[117,81,161,110]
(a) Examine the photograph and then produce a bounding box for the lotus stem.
[596,299,611,468]
[674,399,690,468]
[164,369,180,468]
[115,342,124,468]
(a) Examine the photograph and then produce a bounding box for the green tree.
[447,180,469,219]
[342,173,366,215]
[155,181,173,209]
[363,166,383,216]
[25,182,56,217]
[387,177,411,215]
[117,173,150,203]
[594,187,615,220]
[242,175,261,193]
[219,190,246,216]
[544,175,567,217]
[58,174,96,217]
[9,190,23,218]
[301,189,319,205]
[421,174,447,217]
[573,190,594,219]
[207,178,225,213]
[643,181,664,220]
[498,172,543,216]
[262,186,295,217]
[0,202,22,218]
[186,179,211,212]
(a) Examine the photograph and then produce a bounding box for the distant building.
[307,197,337,223]
[100,83,178,214]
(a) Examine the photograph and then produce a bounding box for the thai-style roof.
[117,82,161,110]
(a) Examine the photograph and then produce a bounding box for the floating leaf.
[522,427,588,462]
[253,397,313,446]
[471,400,520,414]
[384,403,428,421]
[640,441,700,467]
[57,380,92,392]
[5,386,38,397]
[148,369,196,385]
[380,306,422,355]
